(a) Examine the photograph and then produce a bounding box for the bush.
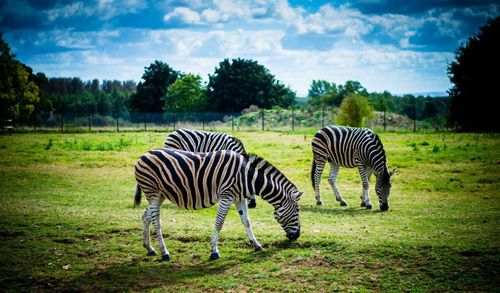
[336,93,374,127]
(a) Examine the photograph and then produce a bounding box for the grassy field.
[0,130,499,291]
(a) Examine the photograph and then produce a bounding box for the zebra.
[311,125,395,211]
[134,148,302,261]
[163,128,257,209]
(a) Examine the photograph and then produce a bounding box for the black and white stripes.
[311,125,394,211]
[163,129,257,208]
[135,148,301,260]
[164,128,246,155]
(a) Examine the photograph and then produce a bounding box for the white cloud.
[46,0,147,22]
[201,9,221,22]
[164,7,202,24]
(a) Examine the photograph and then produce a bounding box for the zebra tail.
[311,160,316,189]
[134,184,142,207]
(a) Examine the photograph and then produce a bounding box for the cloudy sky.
[1,0,498,96]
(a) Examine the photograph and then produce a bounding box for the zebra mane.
[246,153,289,182]
[231,136,247,155]
[366,129,389,175]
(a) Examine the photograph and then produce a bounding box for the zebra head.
[375,167,396,211]
[274,188,302,240]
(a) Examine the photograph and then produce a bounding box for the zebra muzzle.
[286,228,300,240]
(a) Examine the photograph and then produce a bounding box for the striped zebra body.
[163,129,257,208]
[311,125,394,211]
[135,148,301,260]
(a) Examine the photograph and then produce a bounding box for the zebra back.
[164,129,246,155]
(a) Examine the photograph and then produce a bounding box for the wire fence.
[8,108,441,133]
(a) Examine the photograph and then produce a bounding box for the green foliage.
[0,132,498,291]
[0,33,40,121]
[307,80,338,106]
[129,61,179,113]
[447,16,500,131]
[164,73,207,112]
[307,80,369,107]
[206,58,296,112]
[336,93,374,127]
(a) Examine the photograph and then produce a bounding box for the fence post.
[292,107,295,131]
[383,108,387,131]
[60,114,64,132]
[143,113,147,131]
[413,97,417,132]
[322,107,325,127]
[261,109,264,131]
[231,115,234,131]
[173,112,176,131]
[116,115,119,132]
[88,112,91,132]
[202,112,205,130]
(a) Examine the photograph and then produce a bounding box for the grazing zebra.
[311,125,395,211]
[163,128,257,209]
[134,148,302,261]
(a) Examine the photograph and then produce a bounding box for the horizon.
[1,0,498,96]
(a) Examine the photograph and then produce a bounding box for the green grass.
[0,131,499,291]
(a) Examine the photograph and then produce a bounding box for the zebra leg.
[235,200,263,251]
[357,165,372,210]
[210,197,234,260]
[247,194,257,209]
[142,206,157,256]
[149,199,170,261]
[313,159,326,206]
[328,163,348,206]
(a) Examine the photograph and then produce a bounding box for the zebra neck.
[246,168,287,206]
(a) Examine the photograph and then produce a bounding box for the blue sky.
[1,0,498,96]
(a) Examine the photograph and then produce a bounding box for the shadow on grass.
[300,204,378,216]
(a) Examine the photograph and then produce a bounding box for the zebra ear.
[293,191,303,201]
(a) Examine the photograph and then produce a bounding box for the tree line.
[0,31,446,130]
[2,16,498,131]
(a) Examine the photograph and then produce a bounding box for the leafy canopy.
[447,16,500,131]
[206,58,296,112]
[129,60,179,113]
[0,33,40,121]
[163,73,206,112]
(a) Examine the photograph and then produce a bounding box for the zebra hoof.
[248,199,257,209]
[254,245,263,252]
[340,201,348,206]
[366,204,372,210]
[147,250,157,256]
[360,202,366,207]
[210,252,221,260]
[316,200,323,206]
[162,254,171,261]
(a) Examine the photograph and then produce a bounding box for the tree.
[129,61,179,113]
[163,74,206,112]
[447,16,500,131]
[337,80,368,106]
[307,80,338,107]
[0,34,40,122]
[206,58,295,112]
[336,93,374,127]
